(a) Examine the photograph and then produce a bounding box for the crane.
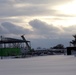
[21,35,31,51]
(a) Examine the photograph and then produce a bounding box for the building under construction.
[0,35,31,57]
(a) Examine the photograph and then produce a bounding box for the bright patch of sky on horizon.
[52,0,76,27]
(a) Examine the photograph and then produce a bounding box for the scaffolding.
[0,36,31,58]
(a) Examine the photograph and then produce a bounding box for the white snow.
[0,55,76,75]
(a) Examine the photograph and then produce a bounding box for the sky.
[0,0,76,48]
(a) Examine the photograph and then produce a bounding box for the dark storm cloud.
[28,19,66,48]
[0,22,30,35]
[0,19,75,48]
[29,19,76,38]
[29,19,61,38]
[0,19,61,39]
[29,19,59,32]
[29,19,76,47]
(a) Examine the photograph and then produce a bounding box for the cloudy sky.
[0,0,76,48]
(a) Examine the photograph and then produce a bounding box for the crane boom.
[21,35,31,50]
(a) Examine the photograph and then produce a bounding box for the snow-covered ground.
[0,55,76,75]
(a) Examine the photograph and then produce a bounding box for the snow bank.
[0,55,76,75]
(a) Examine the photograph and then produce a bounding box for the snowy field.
[0,55,76,75]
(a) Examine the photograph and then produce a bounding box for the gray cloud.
[29,19,61,38]
[0,24,9,34]
[0,22,30,35]
[0,4,56,17]
[0,19,61,39]
[28,19,76,48]
[0,0,75,48]
[0,0,72,17]
[29,19,76,39]
[15,0,72,5]
[0,19,75,48]
[0,0,14,3]
[62,25,76,37]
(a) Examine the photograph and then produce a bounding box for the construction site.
[0,34,76,59]
[0,35,32,58]
[0,35,65,58]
